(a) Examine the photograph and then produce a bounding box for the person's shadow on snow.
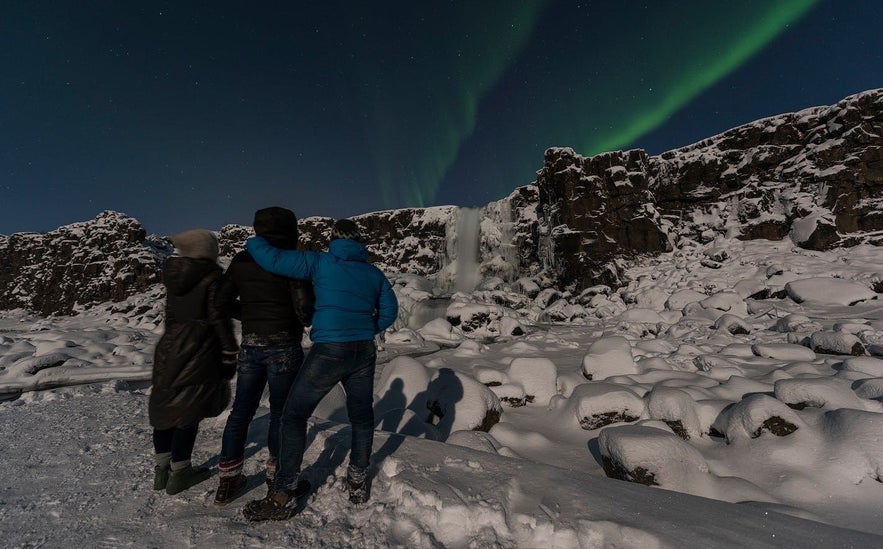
[424,367,463,440]
[375,378,407,432]
[372,378,409,466]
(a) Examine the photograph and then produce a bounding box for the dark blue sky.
[2,1,880,235]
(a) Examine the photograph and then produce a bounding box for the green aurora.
[356,0,821,209]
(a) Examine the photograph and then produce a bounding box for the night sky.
[2,1,881,236]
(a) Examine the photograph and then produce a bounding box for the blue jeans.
[275,340,377,492]
[220,344,303,464]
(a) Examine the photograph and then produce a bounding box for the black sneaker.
[213,473,247,508]
[242,479,311,522]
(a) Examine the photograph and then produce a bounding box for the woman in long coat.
[149,229,238,495]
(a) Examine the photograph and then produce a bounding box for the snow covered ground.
[2,237,883,547]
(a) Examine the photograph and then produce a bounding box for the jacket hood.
[163,257,219,296]
[328,238,368,262]
[253,207,298,250]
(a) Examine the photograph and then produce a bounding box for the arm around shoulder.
[246,236,315,280]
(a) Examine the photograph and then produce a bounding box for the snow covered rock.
[840,356,883,377]
[808,330,866,356]
[0,211,170,315]
[562,382,645,430]
[581,336,638,380]
[598,425,709,487]
[506,357,558,406]
[644,387,703,440]
[774,378,878,411]
[712,394,802,443]
[714,314,751,335]
[785,278,878,306]
[665,289,707,311]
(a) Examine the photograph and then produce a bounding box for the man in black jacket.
[212,207,315,508]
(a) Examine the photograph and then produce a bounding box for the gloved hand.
[221,350,238,379]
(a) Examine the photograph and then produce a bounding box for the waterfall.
[452,207,482,292]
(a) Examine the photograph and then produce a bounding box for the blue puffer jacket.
[246,236,398,343]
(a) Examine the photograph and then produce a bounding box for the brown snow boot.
[213,459,247,508]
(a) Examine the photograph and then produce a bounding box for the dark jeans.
[220,343,303,464]
[153,424,199,463]
[275,340,377,492]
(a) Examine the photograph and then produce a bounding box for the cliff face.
[1,90,881,315]
[532,89,883,289]
[0,211,171,315]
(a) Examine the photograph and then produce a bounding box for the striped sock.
[219,458,244,478]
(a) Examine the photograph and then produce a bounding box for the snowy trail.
[1,383,880,548]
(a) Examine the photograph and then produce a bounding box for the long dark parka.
[149,257,237,430]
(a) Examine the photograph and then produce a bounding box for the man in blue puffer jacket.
[242,218,398,521]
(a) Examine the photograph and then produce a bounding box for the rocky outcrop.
[0,211,171,315]
[534,89,883,289]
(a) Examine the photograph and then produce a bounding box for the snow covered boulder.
[785,278,878,306]
[445,301,524,341]
[751,343,817,361]
[682,292,748,322]
[563,382,645,430]
[774,378,877,411]
[598,425,709,487]
[840,356,883,377]
[511,277,540,298]
[540,299,589,323]
[533,288,561,309]
[808,330,866,356]
[633,288,669,311]
[774,313,822,333]
[665,289,706,311]
[506,357,558,406]
[853,378,883,401]
[418,318,463,344]
[384,328,426,345]
[712,394,802,443]
[820,409,883,484]
[714,314,751,335]
[581,336,638,380]
[487,383,527,407]
[644,387,703,440]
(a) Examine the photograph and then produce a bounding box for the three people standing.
[149,214,398,520]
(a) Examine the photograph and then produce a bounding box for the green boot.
[153,465,170,491]
[166,466,211,495]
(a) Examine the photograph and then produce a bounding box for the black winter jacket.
[216,250,314,340]
[149,258,237,430]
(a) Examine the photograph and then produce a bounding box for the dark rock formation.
[0,211,170,315]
